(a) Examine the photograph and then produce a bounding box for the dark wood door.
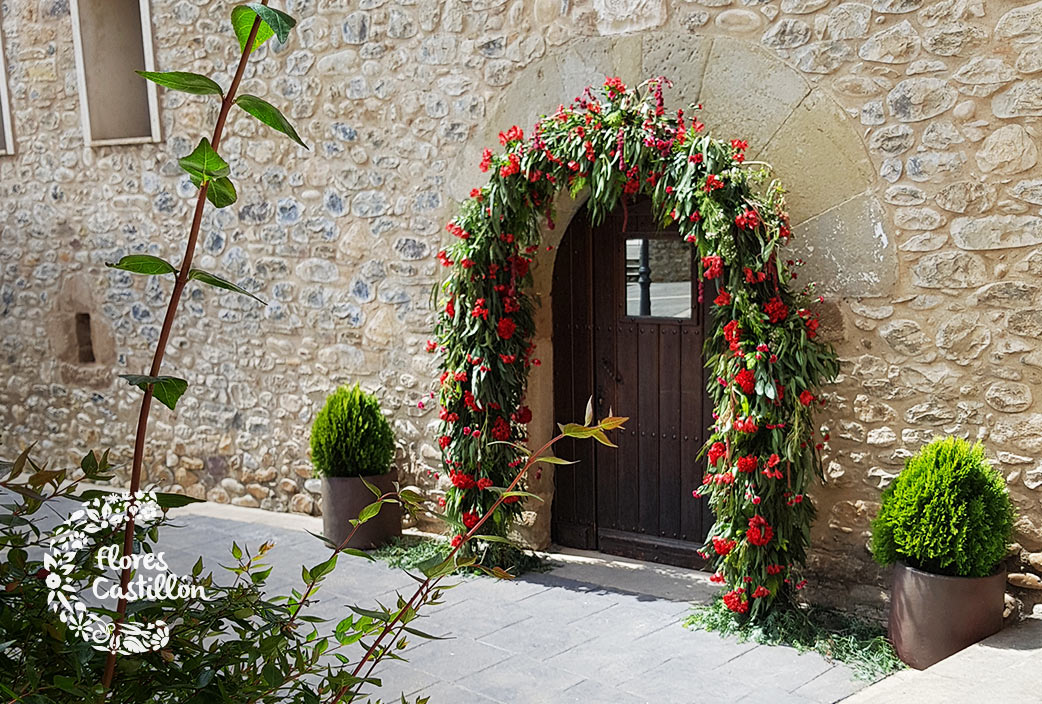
[551,199,713,567]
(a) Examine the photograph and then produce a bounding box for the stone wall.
[2,0,1042,617]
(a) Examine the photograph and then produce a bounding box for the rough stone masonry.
[2,0,1042,618]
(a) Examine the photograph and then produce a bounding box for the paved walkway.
[842,616,1042,704]
[156,501,868,703]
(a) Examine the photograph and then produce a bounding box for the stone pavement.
[841,616,1042,704]
[157,501,868,704]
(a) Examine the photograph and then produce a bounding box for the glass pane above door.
[624,238,692,318]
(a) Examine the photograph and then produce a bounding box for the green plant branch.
[100,3,269,692]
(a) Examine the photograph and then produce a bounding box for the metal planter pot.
[889,561,1005,670]
[321,470,401,550]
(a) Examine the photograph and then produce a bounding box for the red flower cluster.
[462,511,481,529]
[751,585,770,599]
[734,416,757,433]
[723,320,741,352]
[710,572,726,584]
[712,536,736,555]
[746,515,774,547]
[512,406,533,424]
[799,390,815,406]
[497,318,516,340]
[734,208,759,230]
[722,588,749,614]
[708,441,727,466]
[734,368,755,395]
[604,76,627,98]
[451,535,464,548]
[705,174,724,192]
[450,471,477,489]
[766,564,785,575]
[500,153,521,178]
[744,267,766,284]
[446,222,469,239]
[480,148,493,172]
[499,125,524,145]
[438,435,451,449]
[764,297,788,324]
[736,456,758,474]
[477,477,494,490]
[702,255,723,279]
[491,416,511,441]
[714,289,731,306]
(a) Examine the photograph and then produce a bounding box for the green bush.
[870,437,1014,577]
[311,384,396,478]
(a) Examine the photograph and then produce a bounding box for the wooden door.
[551,198,712,567]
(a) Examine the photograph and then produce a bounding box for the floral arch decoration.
[428,77,839,619]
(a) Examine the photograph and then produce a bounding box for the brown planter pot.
[321,471,401,550]
[889,561,1005,670]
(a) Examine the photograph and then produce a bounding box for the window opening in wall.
[70,0,161,146]
[75,313,96,364]
[624,238,693,319]
[0,13,14,155]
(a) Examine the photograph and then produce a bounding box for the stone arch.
[444,33,895,548]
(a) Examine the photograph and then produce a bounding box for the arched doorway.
[550,198,714,567]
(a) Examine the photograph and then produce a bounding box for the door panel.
[551,198,710,566]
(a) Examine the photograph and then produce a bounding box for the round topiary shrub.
[311,384,395,478]
[871,437,1014,578]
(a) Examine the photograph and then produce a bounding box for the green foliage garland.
[311,384,396,478]
[430,77,838,617]
[871,436,1014,578]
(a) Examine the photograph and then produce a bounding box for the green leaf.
[357,501,383,524]
[341,547,376,562]
[206,176,237,208]
[154,492,205,509]
[584,396,594,426]
[361,476,383,499]
[179,138,229,185]
[230,5,275,52]
[535,455,579,466]
[235,94,308,149]
[309,555,338,580]
[136,70,223,96]
[119,374,189,411]
[247,3,297,43]
[106,254,177,276]
[188,269,266,305]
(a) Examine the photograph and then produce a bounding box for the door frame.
[549,198,713,567]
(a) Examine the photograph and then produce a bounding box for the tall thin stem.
[100,3,268,691]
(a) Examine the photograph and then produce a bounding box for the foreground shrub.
[870,436,1014,578]
[311,384,396,478]
[1,412,623,701]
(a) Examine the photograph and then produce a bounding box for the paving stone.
[406,636,513,682]
[558,678,648,703]
[455,655,585,703]
[791,664,867,703]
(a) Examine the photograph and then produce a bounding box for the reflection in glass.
[625,238,692,318]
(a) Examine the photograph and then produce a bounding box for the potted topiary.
[311,384,401,549]
[871,436,1015,669]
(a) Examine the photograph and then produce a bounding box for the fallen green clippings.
[685,598,904,681]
